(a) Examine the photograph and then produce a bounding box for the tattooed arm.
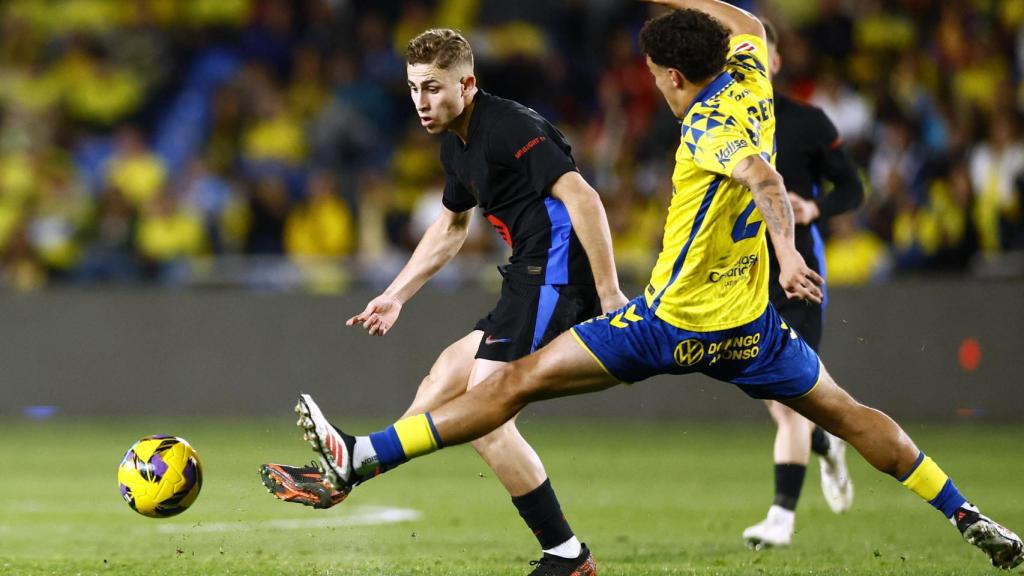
[732,155,824,303]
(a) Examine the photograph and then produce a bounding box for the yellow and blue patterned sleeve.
[687,112,759,177]
[726,34,771,97]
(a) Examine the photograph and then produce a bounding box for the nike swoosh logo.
[485,336,512,345]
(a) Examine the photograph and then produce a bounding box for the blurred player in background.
[284,1,1023,571]
[261,28,626,576]
[741,20,865,550]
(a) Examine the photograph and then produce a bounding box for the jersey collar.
[682,71,734,120]
[462,89,489,149]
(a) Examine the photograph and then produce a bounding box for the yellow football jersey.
[644,34,776,331]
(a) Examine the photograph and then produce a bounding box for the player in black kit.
[742,21,865,549]
[261,29,624,576]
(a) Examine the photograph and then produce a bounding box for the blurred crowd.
[0,0,1021,292]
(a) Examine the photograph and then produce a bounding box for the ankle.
[544,536,582,559]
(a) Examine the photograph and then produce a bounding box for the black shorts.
[772,298,823,352]
[474,278,601,363]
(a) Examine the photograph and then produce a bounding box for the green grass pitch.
[0,418,1021,575]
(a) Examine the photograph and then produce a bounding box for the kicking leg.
[783,363,1023,569]
[264,332,479,507]
[349,331,480,475]
[306,330,617,488]
[429,330,619,443]
[780,365,918,477]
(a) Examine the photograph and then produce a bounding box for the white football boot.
[819,431,854,513]
[958,507,1024,570]
[743,505,795,550]
[295,393,356,493]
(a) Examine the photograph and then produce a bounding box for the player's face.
[407,63,471,134]
[645,56,685,118]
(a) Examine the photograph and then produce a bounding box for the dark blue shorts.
[570,296,821,400]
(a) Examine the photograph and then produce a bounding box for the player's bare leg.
[396,336,552,501]
[783,364,1023,569]
[781,366,919,477]
[742,400,814,549]
[465,359,548,494]
[400,331,481,417]
[427,332,619,444]
[769,401,813,469]
[305,330,616,485]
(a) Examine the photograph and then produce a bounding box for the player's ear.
[770,51,782,77]
[460,73,476,93]
[669,68,685,90]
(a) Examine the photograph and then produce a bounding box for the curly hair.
[639,9,731,84]
[406,28,474,71]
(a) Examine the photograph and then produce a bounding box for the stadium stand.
[0,0,1021,291]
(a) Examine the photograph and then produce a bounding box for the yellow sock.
[900,452,966,517]
[393,413,441,458]
[368,413,442,467]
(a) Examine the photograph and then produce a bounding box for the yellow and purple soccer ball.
[117,435,203,518]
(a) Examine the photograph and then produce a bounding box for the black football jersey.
[769,94,863,306]
[440,90,594,286]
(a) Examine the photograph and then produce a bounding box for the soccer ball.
[117,435,203,518]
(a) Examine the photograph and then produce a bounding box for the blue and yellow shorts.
[570,295,821,400]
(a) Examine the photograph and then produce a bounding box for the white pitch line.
[155,505,420,533]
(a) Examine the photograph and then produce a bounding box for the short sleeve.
[487,115,577,195]
[440,146,476,213]
[726,34,772,97]
[689,115,759,177]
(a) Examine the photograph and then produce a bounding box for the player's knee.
[413,371,452,406]
[768,401,809,430]
[417,371,439,395]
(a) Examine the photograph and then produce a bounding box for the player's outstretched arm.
[732,155,823,303]
[347,207,473,336]
[640,0,765,41]
[550,172,628,312]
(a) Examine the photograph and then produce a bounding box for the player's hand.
[777,249,824,304]
[600,290,630,313]
[788,192,820,225]
[346,294,403,336]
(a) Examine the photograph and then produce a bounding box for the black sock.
[774,464,807,511]
[810,426,831,457]
[511,478,574,550]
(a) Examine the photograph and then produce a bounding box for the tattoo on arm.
[734,156,794,242]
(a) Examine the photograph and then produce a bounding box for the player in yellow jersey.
[288,1,1023,569]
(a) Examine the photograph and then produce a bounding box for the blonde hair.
[406,28,474,71]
